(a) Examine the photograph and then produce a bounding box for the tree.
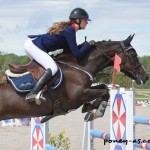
[0,52,30,82]
[19,56,30,65]
[140,56,150,72]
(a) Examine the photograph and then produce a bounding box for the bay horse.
[0,35,149,123]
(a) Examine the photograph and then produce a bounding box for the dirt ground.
[0,106,150,150]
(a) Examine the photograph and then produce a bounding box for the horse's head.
[84,34,149,85]
[117,34,149,85]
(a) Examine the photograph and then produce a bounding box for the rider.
[24,7,95,102]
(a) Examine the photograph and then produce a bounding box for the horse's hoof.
[41,115,52,123]
[82,105,86,113]
[39,96,46,101]
[84,112,94,122]
[82,104,90,113]
[35,99,41,105]
[82,103,95,113]
[95,101,107,117]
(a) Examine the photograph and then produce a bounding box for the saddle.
[8,60,63,91]
[8,61,46,82]
[8,54,78,82]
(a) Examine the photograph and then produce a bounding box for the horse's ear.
[130,34,135,42]
[124,34,135,46]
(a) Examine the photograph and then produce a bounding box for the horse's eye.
[129,50,137,57]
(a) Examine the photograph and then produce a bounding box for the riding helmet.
[69,8,91,21]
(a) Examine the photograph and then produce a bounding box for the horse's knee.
[82,103,96,113]
[98,83,109,90]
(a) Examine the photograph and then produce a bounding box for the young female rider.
[24,8,95,103]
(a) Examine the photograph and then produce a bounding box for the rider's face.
[80,19,88,29]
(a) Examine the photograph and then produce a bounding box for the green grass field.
[135,89,150,101]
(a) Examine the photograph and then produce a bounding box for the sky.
[0,0,150,56]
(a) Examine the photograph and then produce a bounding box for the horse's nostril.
[146,76,149,81]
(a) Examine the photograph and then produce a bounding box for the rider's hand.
[88,40,96,46]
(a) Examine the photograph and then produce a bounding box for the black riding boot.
[25,68,52,102]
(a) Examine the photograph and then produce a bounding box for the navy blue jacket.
[28,25,91,58]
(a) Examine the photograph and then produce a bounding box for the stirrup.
[25,91,46,105]
[33,91,46,105]
[36,91,46,101]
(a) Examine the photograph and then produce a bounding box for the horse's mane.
[62,40,117,53]
[95,40,118,49]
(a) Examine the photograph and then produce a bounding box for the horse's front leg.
[82,97,105,113]
[82,86,110,122]
[84,100,108,122]
[82,87,109,101]
[82,84,109,113]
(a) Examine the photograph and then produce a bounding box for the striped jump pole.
[134,142,150,149]
[90,130,150,149]
[90,130,110,140]
[134,116,150,125]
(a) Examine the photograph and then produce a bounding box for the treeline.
[96,55,150,89]
[0,51,30,81]
[0,51,149,88]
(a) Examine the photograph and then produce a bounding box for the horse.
[0,35,149,123]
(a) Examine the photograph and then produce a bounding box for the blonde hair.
[48,20,72,35]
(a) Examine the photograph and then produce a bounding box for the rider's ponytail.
[48,20,71,35]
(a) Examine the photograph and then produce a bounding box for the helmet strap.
[76,19,82,30]
[71,19,82,30]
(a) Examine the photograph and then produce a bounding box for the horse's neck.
[80,47,117,76]
[54,48,116,77]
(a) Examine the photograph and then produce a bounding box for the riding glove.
[88,40,96,46]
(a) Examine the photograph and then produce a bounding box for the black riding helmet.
[69,8,91,22]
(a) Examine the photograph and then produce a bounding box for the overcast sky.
[0,0,150,56]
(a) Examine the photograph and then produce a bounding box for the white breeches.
[24,38,58,76]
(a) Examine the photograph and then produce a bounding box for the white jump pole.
[31,117,49,150]
[110,88,134,150]
[82,121,94,150]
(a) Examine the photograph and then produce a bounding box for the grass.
[135,89,150,101]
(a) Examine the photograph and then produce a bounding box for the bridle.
[95,41,142,79]
[119,41,142,79]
